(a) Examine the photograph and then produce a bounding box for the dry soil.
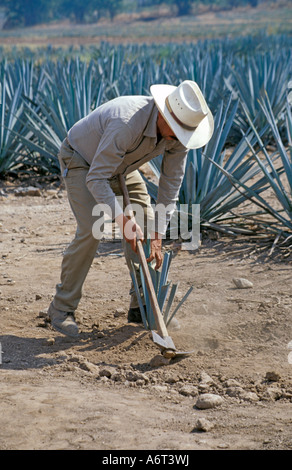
[0,181,292,451]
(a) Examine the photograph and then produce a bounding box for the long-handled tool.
[119,174,193,359]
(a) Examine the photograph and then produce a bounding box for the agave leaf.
[163,283,179,324]
[157,251,172,298]
[241,99,292,220]
[208,156,292,233]
[139,265,155,330]
[0,79,25,173]
[158,283,171,313]
[166,286,193,328]
[259,94,292,188]
[228,51,290,135]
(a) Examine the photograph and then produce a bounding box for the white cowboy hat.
[150,80,214,149]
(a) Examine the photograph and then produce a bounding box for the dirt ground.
[0,179,292,451]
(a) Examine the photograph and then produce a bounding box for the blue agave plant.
[130,243,193,331]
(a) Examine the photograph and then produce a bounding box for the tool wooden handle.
[118,174,169,339]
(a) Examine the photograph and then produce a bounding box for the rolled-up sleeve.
[86,119,133,219]
[155,145,188,234]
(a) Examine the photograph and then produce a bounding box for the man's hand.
[147,232,163,271]
[116,213,144,253]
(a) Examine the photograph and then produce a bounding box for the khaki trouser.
[53,137,154,313]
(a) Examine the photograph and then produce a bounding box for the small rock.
[225,385,259,402]
[35,294,42,300]
[265,371,281,382]
[99,367,115,378]
[232,278,253,289]
[165,374,180,384]
[149,354,170,367]
[125,370,138,381]
[240,391,259,402]
[195,393,224,409]
[38,309,48,318]
[136,379,145,387]
[198,383,211,392]
[198,371,214,393]
[114,308,126,317]
[111,371,126,382]
[43,338,55,346]
[99,376,109,384]
[217,443,229,449]
[262,387,282,401]
[124,380,136,388]
[152,385,168,393]
[57,351,69,361]
[232,277,253,289]
[178,384,198,397]
[194,418,214,432]
[45,189,58,197]
[82,361,100,375]
[15,186,42,197]
[225,386,245,398]
[67,354,99,374]
[224,378,242,388]
[281,391,292,400]
[200,371,214,385]
[125,370,149,384]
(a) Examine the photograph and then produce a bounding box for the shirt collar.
[142,101,185,150]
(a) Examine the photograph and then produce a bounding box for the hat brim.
[150,84,214,149]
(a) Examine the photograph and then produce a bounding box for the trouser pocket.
[58,138,89,176]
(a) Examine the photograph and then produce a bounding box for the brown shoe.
[48,302,79,338]
[127,307,142,323]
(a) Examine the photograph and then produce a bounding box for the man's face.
[157,112,178,142]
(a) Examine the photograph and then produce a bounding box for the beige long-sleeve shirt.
[67,95,188,234]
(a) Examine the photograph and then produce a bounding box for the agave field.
[1,34,292,243]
